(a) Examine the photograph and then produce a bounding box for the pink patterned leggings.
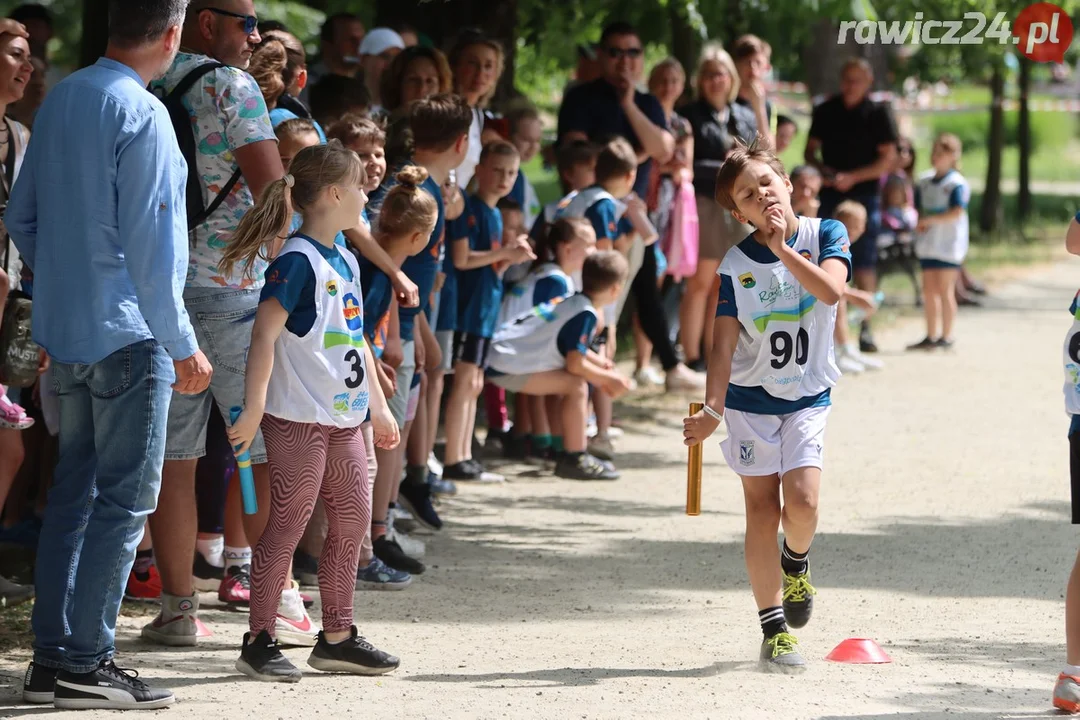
[250,414,370,636]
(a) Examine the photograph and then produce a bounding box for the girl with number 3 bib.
[220,142,401,683]
[683,139,851,672]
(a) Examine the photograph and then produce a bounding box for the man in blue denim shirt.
[6,0,212,710]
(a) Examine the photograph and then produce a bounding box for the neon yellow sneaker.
[782,570,817,629]
[759,632,806,672]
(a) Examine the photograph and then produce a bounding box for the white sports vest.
[718,217,841,401]
[264,237,370,428]
[914,169,970,265]
[498,263,574,329]
[489,293,598,375]
[1064,295,1080,415]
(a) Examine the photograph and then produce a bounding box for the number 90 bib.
[718,217,841,402]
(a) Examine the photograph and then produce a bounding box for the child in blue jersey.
[488,251,631,480]
[442,141,535,481]
[683,140,852,672]
[370,94,472,533]
[219,142,400,682]
[357,167,439,580]
[1053,212,1080,713]
[529,140,598,242]
[909,133,969,351]
[328,114,389,232]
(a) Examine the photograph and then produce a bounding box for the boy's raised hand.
[762,205,787,256]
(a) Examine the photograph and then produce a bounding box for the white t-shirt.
[914,169,970,266]
[456,107,484,190]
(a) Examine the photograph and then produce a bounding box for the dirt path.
[2,259,1079,719]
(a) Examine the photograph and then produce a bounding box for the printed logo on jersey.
[798,249,812,261]
[531,295,567,323]
[467,214,477,229]
[751,294,818,333]
[351,392,369,412]
[324,294,367,350]
[739,441,755,466]
[758,277,799,307]
[333,392,350,413]
[739,272,756,289]
[326,280,338,297]
[608,221,617,234]
[342,294,363,331]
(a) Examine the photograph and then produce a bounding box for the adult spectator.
[448,29,504,189]
[303,11,364,102]
[395,23,420,48]
[805,57,898,353]
[9,4,62,89]
[144,0,293,647]
[8,55,45,127]
[731,34,773,147]
[8,1,210,708]
[358,27,405,115]
[308,72,370,129]
[379,45,454,170]
[249,33,326,141]
[557,21,701,391]
[679,44,757,371]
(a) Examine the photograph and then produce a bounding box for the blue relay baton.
[229,406,258,515]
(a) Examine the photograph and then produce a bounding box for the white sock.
[1065,663,1080,676]
[224,545,252,572]
[195,536,224,568]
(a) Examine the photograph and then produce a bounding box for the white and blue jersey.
[488,293,599,376]
[1065,211,1080,436]
[914,169,970,266]
[498,263,574,329]
[715,217,851,415]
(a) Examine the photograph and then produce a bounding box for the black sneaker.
[687,357,707,373]
[442,461,480,480]
[859,326,879,354]
[54,660,175,710]
[235,630,302,683]
[935,337,955,350]
[23,661,56,704]
[397,480,443,530]
[428,470,458,496]
[307,626,399,675]
[781,569,817,629]
[192,550,224,591]
[503,433,529,460]
[555,453,620,481]
[373,535,426,575]
[906,337,938,351]
[293,549,319,587]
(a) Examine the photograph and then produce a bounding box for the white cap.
[359,28,405,57]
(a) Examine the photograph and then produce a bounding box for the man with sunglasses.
[144,0,313,649]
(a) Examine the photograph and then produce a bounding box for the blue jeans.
[32,340,173,673]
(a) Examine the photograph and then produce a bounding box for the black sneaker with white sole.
[373,535,425,575]
[235,630,302,683]
[397,480,442,530]
[22,661,56,704]
[307,626,399,675]
[555,452,620,481]
[53,660,174,710]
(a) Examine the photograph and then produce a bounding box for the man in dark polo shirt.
[805,57,898,353]
[557,21,674,199]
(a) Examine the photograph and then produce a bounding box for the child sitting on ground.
[908,133,969,351]
[441,141,535,482]
[488,251,631,481]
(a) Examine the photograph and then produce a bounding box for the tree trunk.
[669,0,701,103]
[722,0,747,46]
[375,0,519,102]
[981,64,1005,234]
[1018,57,1032,221]
[804,18,844,100]
[80,0,109,69]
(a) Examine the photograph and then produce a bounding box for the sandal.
[0,389,34,430]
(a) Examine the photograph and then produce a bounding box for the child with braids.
[221,142,401,682]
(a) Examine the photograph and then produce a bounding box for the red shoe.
[218,564,251,605]
[125,565,162,602]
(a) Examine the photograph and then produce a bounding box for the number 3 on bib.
[770,328,809,369]
[344,348,365,389]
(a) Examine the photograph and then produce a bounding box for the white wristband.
[703,405,723,421]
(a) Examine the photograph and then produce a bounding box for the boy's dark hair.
[10,4,51,27]
[582,250,629,295]
[276,117,319,142]
[258,19,289,34]
[714,136,787,212]
[777,114,796,130]
[479,140,520,164]
[409,93,473,152]
[594,137,637,185]
[497,197,522,213]
[789,164,820,183]
[731,34,768,62]
[108,0,186,48]
[557,140,599,177]
[320,12,360,44]
[328,113,387,148]
[600,21,638,47]
[309,74,371,128]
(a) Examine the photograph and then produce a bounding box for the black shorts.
[454,332,492,369]
[1071,428,1080,524]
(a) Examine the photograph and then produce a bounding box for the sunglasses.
[605,47,643,60]
[204,7,259,35]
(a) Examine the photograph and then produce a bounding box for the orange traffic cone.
[825,638,891,664]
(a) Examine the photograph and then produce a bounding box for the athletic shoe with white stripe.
[53,660,174,710]
[275,585,319,647]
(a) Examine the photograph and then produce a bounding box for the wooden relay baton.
[686,402,704,516]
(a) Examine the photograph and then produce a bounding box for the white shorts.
[720,406,830,478]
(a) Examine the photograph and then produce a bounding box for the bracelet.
[703,405,723,421]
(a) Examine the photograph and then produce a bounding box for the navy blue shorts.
[919,259,962,270]
[454,332,492,369]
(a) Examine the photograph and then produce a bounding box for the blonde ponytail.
[218,175,294,280]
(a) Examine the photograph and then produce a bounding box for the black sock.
[781,541,809,575]
[759,606,787,638]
